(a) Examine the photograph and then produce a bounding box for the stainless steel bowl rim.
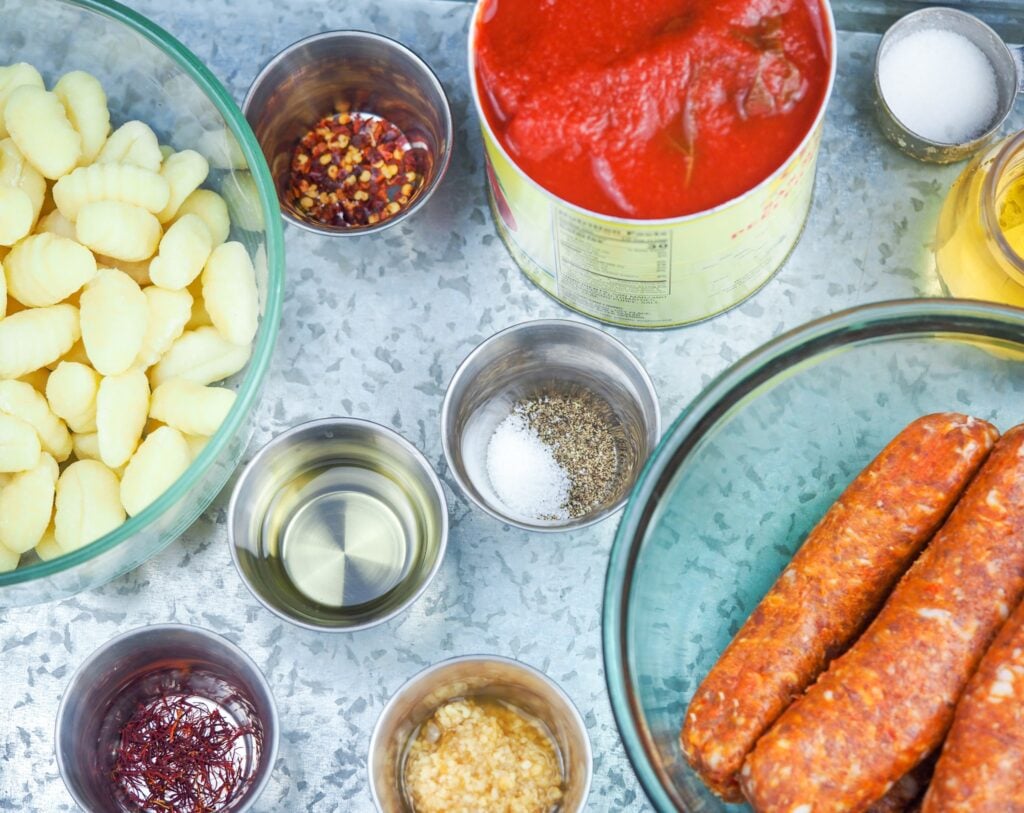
[226,416,450,632]
[440,318,662,533]
[367,653,594,812]
[242,28,454,238]
[0,0,286,592]
[54,622,281,812]
[602,298,1024,812]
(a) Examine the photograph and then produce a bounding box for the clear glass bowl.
[602,300,1024,812]
[0,0,284,608]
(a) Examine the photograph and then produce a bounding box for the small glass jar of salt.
[874,9,1019,163]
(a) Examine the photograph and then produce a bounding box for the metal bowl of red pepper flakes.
[243,30,453,235]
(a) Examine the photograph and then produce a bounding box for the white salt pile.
[878,27,999,144]
[485,413,570,522]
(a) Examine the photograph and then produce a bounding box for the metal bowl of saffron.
[243,30,453,236]
[55,624,278,813]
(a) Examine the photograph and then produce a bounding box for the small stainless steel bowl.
[368,654,593,813]
[227,418,449,632]
[440,319,661,532]
[243,30,453,235]
[874,8,1023,163]
[55,624,278,813]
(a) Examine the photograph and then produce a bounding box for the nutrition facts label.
[553,211,672,322]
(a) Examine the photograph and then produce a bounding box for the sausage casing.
[680,413,998,800]
[742,424,1024,812]
[922,596,1024,812]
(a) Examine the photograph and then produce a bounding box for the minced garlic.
[403,698,564,813]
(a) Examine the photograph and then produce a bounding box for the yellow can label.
[483,124,823,328]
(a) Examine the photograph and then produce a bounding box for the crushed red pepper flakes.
[288,112,426,228]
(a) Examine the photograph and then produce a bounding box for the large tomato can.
[467,2,837,329]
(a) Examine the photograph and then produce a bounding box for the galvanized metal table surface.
[3,2,1024,811]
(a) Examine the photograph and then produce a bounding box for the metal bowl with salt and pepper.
[441,319,661,532]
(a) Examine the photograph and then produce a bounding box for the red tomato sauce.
[473,0,832,219]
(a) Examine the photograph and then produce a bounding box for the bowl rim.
[0,0,286,590]
[241,28,455,238]
[366,653,594,813]
[54,622,281,813]
[439,317,662,533]
[225,416,450,633]
[601,298,1024,812]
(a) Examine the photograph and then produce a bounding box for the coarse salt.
[486,412,570,521]
[878,27,999,144]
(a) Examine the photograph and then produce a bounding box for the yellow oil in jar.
[934,136,1024,306]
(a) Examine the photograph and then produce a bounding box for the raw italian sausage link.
[741,423,1024,813]
[867,755,935,813]
[680,413,998,800]
[922,595,1024,812]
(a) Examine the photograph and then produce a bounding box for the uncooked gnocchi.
[150,379,236,437]
[37,209,77,240]
[0,379,72,461]
[150,326,251,387]
[158,149,208,223]
[97,120,163,172]
[4,232,97,306]
[3,85,82,180]
[76,200,162,261]
[71,431,100,462]
[95,369,149,468]
[46,361,99,433]
[0,185,33,245]
[0,304,81,379]
[0,138,46,223]
[0,63,44,140]
[80,268,148,375]
[136,286,192,369]
[54,459,125,552]
[34,527,62,562]
[0,60,259,570]
[0,412,41,472]
[172,188,230,246]
[149,213,212,290]
[120,426,191,516]
[54,162,169,220]
[0,452,57,553]
[53,71,110,165]
[201,241,259,345]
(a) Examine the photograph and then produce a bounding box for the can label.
[482,122,823,328]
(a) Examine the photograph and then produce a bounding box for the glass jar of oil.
[934,130,1024,305]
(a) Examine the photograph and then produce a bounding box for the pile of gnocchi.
[0,61,261,572]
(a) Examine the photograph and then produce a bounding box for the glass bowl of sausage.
[602,299,1024,811]
[0,0,284,608]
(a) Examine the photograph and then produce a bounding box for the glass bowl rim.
[0,0,286,588]
[601,298,1024,812]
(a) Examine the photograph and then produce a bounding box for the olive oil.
[238,458,427,625]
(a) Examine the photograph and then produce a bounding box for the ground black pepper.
[516,389,623,518]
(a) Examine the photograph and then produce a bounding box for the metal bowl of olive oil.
[227,418,448,632]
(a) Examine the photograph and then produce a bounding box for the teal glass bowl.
[603,299,1024,811]
[0,0,284,607]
